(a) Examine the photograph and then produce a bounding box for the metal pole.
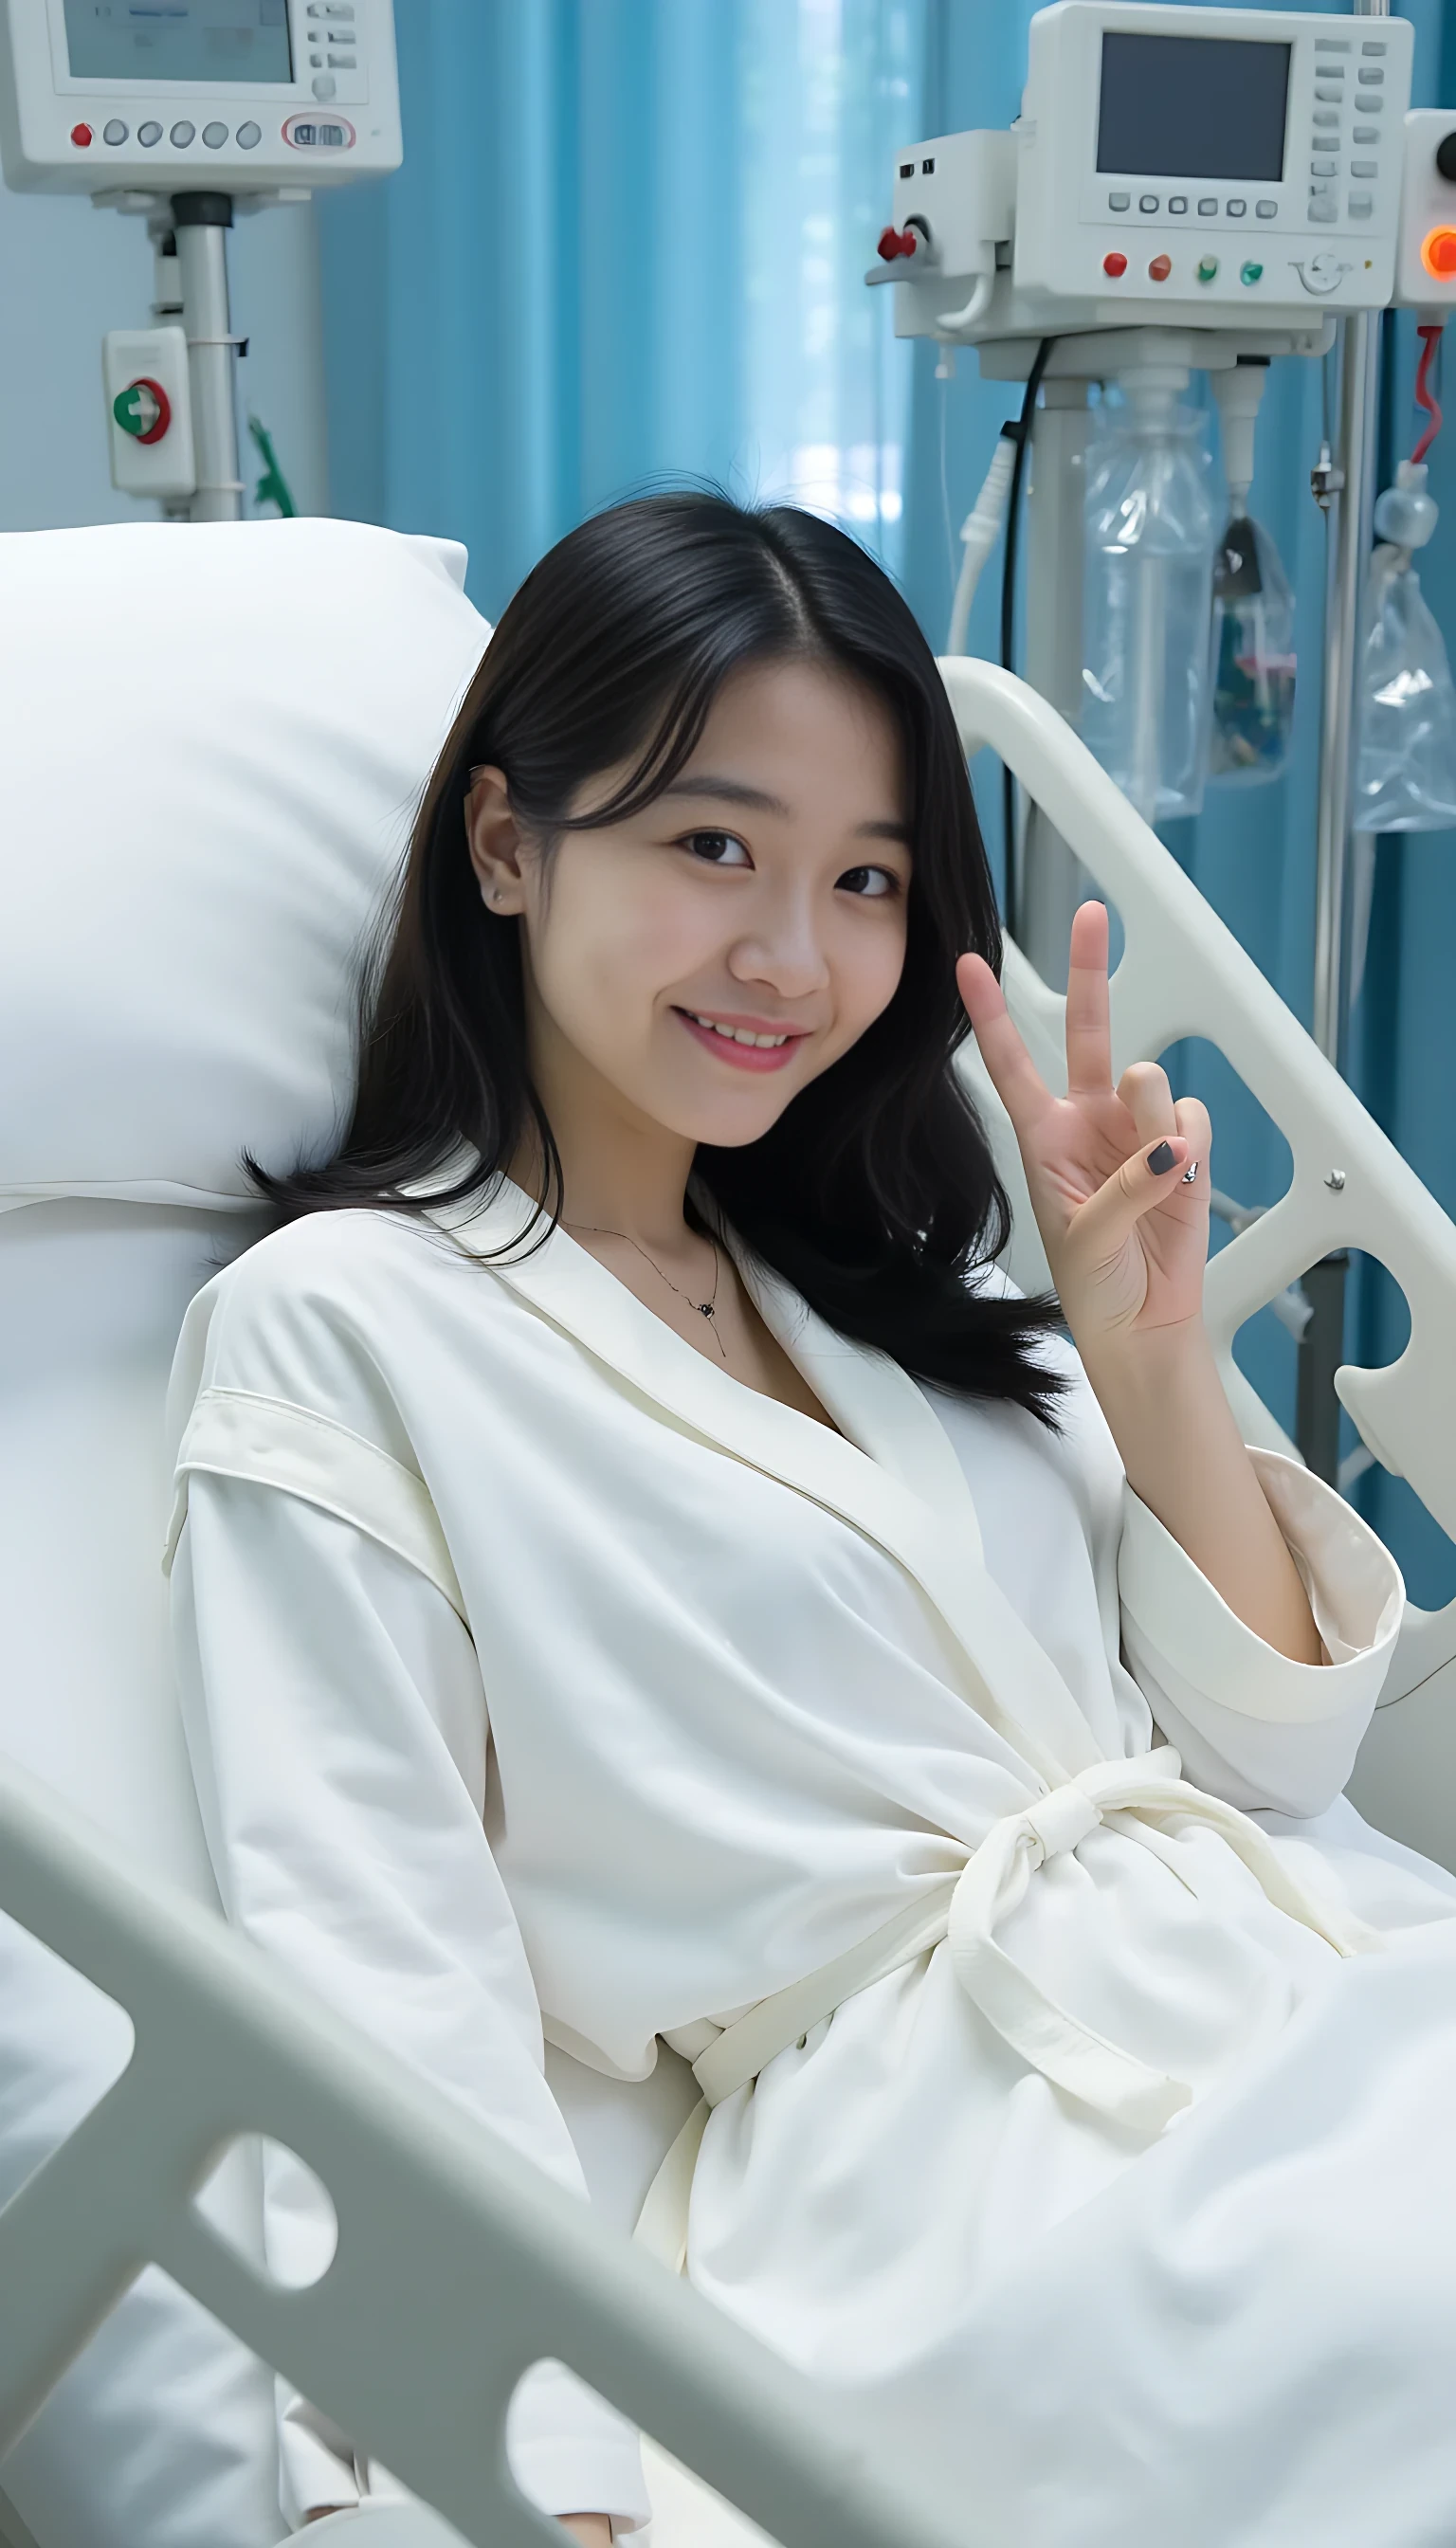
[172,191,243,525]
[1299,0,1387,1482]
[1020,377,1095,992]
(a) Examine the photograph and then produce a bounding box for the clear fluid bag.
[1353,469,1456,833]
[1081,386,1217,825]
[1208,513,1296,786]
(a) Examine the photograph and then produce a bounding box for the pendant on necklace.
[699,1302,715,1320]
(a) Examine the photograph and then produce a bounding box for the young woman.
[166,493,1456,2545]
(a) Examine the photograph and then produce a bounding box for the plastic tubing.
[947,431,1017,655]
[1411,321,1444,466]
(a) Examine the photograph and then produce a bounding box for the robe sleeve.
[1115,1446,1404,1819]
[170,1466,651,2535]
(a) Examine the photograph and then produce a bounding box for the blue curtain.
[320,0,1455,1600]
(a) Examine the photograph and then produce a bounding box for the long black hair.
[245,491,1069,1429]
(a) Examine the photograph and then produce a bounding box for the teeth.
[687,1012,792,1048]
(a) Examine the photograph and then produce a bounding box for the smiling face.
[467,655,913,1160]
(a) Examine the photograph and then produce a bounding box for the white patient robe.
[163,1170,1456,2546]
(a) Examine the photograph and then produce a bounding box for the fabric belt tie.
[635,1747,1379,2270]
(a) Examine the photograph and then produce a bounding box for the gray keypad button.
[237,121,262,147]
[1255,199,1278,218]
[1313,109,1340,129]
[1168,194,1187,213]
[1309,200,1338,222]
[1315,35,1351,46]
[1226,197,1247,216]
[1138,193,1159,212]
[102,118,128,144]
[1357,67,1384,85]
[1350,160,1378,178]
[1309,179,1336,199]
[1315,84,1344,102]
[137,119,162,145]
[1353,125,1380,143]
[170,120,194,145]
[1311,156,1338,175]
[327,53,356,65]
[312,72,336,98]
[1108,191,1130,210]
[1197,195,1217,217]
[203,121,228,147]
[1356,90,1383,107]
[1349,194,1374,217]
[1361,37,1387,51]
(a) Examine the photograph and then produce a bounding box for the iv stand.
[1301,0,1388,1483]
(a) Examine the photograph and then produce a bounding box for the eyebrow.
[657,774,913,847]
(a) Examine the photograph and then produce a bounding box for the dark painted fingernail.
[1147,1140,1176,1174]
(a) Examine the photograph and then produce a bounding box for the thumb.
[1071,1136,1192,1255]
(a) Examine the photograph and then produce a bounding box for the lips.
[673,1008,810,1073]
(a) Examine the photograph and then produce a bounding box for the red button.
[1148,254,1173,282]
[877,225,918,261]
[70,122,93,147]
[1421,227,1456,279]
[1102,251,1128,278]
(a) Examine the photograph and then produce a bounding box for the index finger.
[956,952,1053,1136]
[1065,900,1113,1099]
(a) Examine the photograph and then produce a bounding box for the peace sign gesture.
[957,901,1211,1355]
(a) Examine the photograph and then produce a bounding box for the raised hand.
[956,901,1211,1356]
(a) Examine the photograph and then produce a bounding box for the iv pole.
[1301,0,1388,1483]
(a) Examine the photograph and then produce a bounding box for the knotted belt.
[635,1745,1377,2271]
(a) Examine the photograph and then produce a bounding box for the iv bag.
[1081,390,1216,826]
[1353,544,1456,832]
[1208,513,1296,786]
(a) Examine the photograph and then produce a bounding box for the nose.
[726,884,830,1000]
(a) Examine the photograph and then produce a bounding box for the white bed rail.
[943,662,1456,1858]
[0,1754,956,2548]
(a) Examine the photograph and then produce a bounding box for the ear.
[464,765,531,915]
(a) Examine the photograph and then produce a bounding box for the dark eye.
[681,829,752,867]
[838,864,900,899]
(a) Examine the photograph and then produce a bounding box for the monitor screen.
[1096,31,1291,182]
[64,0,294,84]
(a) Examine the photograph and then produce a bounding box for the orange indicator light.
[1421,227,1456,279]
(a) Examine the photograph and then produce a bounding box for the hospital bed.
[0,519,1450,2548]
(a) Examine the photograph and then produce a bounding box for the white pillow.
[0,519,489,1212]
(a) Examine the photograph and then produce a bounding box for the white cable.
[937,270,993,336]
[947,431,1017,656]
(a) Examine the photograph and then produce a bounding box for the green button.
[1240,260,1265,285]
[1196,255,1219,282]
[113,381,160,437]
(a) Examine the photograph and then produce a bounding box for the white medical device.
[0,0,400,523]
[0,0,401,192]
[874,2,1412,337]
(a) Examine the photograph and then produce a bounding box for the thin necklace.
[565,1220,728,1358]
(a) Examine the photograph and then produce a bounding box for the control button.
[1311,156,1338,175]
[327,53,356,66]
[1256,199,1278,218]
[1315,35,1351,46]
[1102,250,1128,277]
[1240,261,1264,285]
[1356,93,1383,110]
[1107,191,1130,210]
[1196,254,1218,282]
[1148,253,1173,282]
[1420,226,1456,278]
[312,72,337,98]
[1309,200,1338,222]
[1313,109,1340,129]
[1354,126,1379,145]
[69,121,93,147]
[1349,194,1373,218]
[237,121,262,148]
[113,375,172,444]
[1168,194,1188,214]
[170,120,194,146]
[203,121,228,147]
[1436,132,1456,182]
[1138,193,1159,213]
[1350,160,1378,179]
[1309,178,1336,196]
[310,53,323,65]
[1356,67,1384,85]
[1226,197,1247,217]
[1361,38,1387,52]
[137,119,162,146]
[1197,195,1218,216]
[102,118,128,145]
[1315,84,1344,103]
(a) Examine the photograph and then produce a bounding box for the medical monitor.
[0,0,401,191]
[1012,0,1412,316]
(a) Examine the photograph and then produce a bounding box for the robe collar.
[405,1153,1101,1784]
